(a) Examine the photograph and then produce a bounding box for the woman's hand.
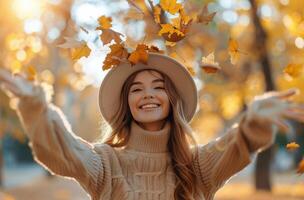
[247,88,304,132]
[0,68,53,103]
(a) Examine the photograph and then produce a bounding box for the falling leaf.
[283,64,303,78]
[154,5,162,24]
[103,43,129,70]
[100,29,123,45]
[158,24,185,42]
[26,66,37,81]
[128,44,149,65]
[197,4,216,25]
[96,16,112,30]
[228,38,246,65]
[286,142,300,151]
[148,45,164,54]
[58,37,91,61]
[297,158,304,175]
[160,0,182,15]
[201,52,221,74]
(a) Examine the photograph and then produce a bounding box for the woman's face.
[128,70,170,130]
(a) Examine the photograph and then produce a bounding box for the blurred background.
[0,0,304,199]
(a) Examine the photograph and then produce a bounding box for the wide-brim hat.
[99,52,198,123]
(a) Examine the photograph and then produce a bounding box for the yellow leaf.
[158,24,185,42]
[283,63,303,78]
[297,158,304,175]
[286,142,300,150]
[26,66,37,81]
[228,38,245,65]
[99,29,123,45]
[71,43,91,61]
[96,16,112,30]
[160,0,182,15]
[201,52,221,74]
[103,44,129,70]
[128,44,149,65]
[196,4,216,25]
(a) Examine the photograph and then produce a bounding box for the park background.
[0,0,304,199]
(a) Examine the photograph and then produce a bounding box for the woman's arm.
[0,69,106,197]
[193,89,304,199]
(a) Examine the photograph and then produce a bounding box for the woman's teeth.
[140,104,159,109]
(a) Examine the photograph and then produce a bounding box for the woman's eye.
[131,88,141,92]
[155,87,165,90]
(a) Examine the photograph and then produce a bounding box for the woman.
[0,53,303,200]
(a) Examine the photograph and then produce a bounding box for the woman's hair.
[100,69,199,199]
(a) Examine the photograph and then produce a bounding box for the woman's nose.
[143,89,155,99]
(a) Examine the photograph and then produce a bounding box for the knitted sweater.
[15,88,274,200]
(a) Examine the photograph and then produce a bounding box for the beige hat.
[99,53,198,123]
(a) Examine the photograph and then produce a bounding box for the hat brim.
[99,53,198,123]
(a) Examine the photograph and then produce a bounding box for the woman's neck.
[137,119,167,131]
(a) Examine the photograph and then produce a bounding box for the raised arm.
[0,69,106,197]
[192,89,304,199]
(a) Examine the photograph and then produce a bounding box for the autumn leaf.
[160,0,182,15]
[283,63,303,78]
[201,52,221,74]
[228,38,246,65]
[197,4,216,25]
[96,16,112,30]
[26,66,37,81]
[103,43,129,70]
[128,44,149,65]
[158,24,185,42]
[297,158,304,175]
[100,29,123,45]
[148,45,164,54]
[179,7,193,27]
[58,37,91,61]
[286,142,300,151]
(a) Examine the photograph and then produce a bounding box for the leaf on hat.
[102,43,129,70]
[160,0,182,15]
[58,37,91,61]
[228,38,246,65]
[96,16,112,30]
[297,158,304,175]
[26,66,37,81]
[158,24,185,42]
[100,29,123,45]
[128,44,149,65]
[154,4,162,24]
[201,52,221,74]
[283,63,303,78]
[196,4,216,25]
[148,45,164,54]
[286,142,300,151]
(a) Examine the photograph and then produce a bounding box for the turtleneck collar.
[125,120,171,153]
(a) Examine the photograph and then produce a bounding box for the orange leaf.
[197,4,216,25]
[297,159,304,175]
[154,5,162,24]
[96,16,112,30]
[283,64,303,78]
[286,142,300,151]
[57,37,91,61]
[158,24,185,42]
[103,44,129,70]
[100,29,123,45]
[26,66,37,81]
[128,44,149,65]
[228,38,245,65]
[148,45,164,54]
[160,0,182,15]
[201,52,221,74]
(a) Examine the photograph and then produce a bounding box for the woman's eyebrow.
[131,79,164,87]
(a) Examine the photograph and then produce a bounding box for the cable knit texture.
[14,87,274,200]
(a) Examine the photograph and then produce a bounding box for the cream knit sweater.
[14,87,274,200]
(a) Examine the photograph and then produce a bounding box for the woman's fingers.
[282,110,304,123]
[271,118,290,133]
[274,88,300,100]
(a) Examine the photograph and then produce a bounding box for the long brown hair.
[100,69,199,199]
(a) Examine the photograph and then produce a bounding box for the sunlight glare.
[12,0,44,19]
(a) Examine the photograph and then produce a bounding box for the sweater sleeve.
[193,113,274,199]
[14,85,105,198]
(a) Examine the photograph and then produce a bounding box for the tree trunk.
[249,0,275,191]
